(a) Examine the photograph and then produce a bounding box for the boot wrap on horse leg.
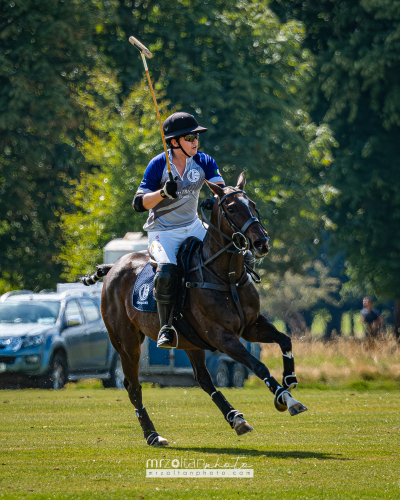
[256,361,304,413]
[135,406,168,445]
[272,330,298,390]
[211,391,253,435]
[154,263,179,348]
[250,359,283,395]
[282,352,298,390]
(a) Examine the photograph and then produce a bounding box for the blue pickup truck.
[0,285,123,390]
[0,283,259,389]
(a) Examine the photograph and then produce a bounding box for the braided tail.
[80,264,113,286]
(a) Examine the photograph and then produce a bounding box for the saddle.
[133,236,217,351]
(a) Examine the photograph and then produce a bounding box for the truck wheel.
[216,361,231,387]
[104,355,125,389]
[233,364,247,388]
[40,352,68,390]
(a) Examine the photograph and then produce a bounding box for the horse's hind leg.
[243,315,298,391]
[217,326,307,417]
[185,349,253,435]
[108,319,168,447]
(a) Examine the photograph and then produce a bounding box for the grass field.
[0,386,399,499]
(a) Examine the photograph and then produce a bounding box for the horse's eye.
[227,207,234,213]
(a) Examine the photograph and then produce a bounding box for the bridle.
[200,189,269,259]
[186,188,268,336]
[216,190,269,252]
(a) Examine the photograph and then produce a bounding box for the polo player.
[133,112,225,349]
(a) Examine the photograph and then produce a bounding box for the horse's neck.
[202,220,245,282]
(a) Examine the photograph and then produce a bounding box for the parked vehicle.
[0,284,124,390]
[0,257,261,390]
[139,336,259,388]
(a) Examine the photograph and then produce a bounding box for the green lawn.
[0,386,399,499]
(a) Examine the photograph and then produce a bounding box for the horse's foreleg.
[217,330,307,417]
[185,349,253,435]
[243,314,298,391]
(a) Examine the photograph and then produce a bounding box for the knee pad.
[154,264,179,298]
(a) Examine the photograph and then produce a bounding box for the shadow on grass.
[165,447,349,460]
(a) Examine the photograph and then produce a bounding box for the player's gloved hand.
[161,177,178,199]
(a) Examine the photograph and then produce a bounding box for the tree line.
[1,0,399,331]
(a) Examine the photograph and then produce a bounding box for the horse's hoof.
[147,433,169,446]
[233,416,253,436]
[288,403,308,417]
[152,436,169,446]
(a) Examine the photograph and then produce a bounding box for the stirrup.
[157,325,176,350]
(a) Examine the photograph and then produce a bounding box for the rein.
[186,189,264,336]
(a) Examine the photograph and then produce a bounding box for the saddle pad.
[132,262,157,312]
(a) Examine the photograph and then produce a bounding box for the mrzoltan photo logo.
[146,456,254,478]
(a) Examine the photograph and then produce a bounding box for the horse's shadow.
[165,447,349,461]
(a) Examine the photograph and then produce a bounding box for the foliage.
[0,0,103,292]
[270,0,400,299]
[61,0,336,278]
[59,69,169,280]
[0,0,338,291]
[259,259,340,333]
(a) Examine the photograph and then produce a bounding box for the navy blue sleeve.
[136,153,166,194]
[198,153,224,183]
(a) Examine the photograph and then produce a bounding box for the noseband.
[201,189,269,255]
[217,190,269,251]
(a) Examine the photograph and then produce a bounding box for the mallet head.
[129,36,153,59]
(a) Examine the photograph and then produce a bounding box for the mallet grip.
[129,36,153,59]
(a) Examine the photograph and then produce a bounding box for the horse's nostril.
[254,239,268,250]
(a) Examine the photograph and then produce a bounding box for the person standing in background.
[360,297,384,347]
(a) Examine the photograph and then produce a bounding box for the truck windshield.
[0,301,61,325]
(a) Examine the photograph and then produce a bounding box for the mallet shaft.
[140,53,172,177]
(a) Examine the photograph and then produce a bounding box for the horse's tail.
[80,264,113,286]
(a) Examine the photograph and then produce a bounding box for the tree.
[269,1,400,311]
[76,0,336,275]
[59,69,168,280]
[259,259,340,334]
[0,0,102,293]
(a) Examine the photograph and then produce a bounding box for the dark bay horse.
[83,172,307,446]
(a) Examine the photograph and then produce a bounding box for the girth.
[186,248,252,337]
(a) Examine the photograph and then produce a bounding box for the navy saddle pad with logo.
[132,262,157,312]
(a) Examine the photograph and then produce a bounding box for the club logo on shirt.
[139,283,150,301]
[187,169,200,183]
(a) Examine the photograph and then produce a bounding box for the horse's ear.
[205,180,225,199]
[236,172,246,190]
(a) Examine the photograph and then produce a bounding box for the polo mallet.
[129,36,173,181]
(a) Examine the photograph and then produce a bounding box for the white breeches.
[147,218,206,265]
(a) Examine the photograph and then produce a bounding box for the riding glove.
[161,178,178,199]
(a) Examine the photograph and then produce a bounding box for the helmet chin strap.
[171,137,191,158]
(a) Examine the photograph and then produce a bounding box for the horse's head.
[205,173,269,259]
